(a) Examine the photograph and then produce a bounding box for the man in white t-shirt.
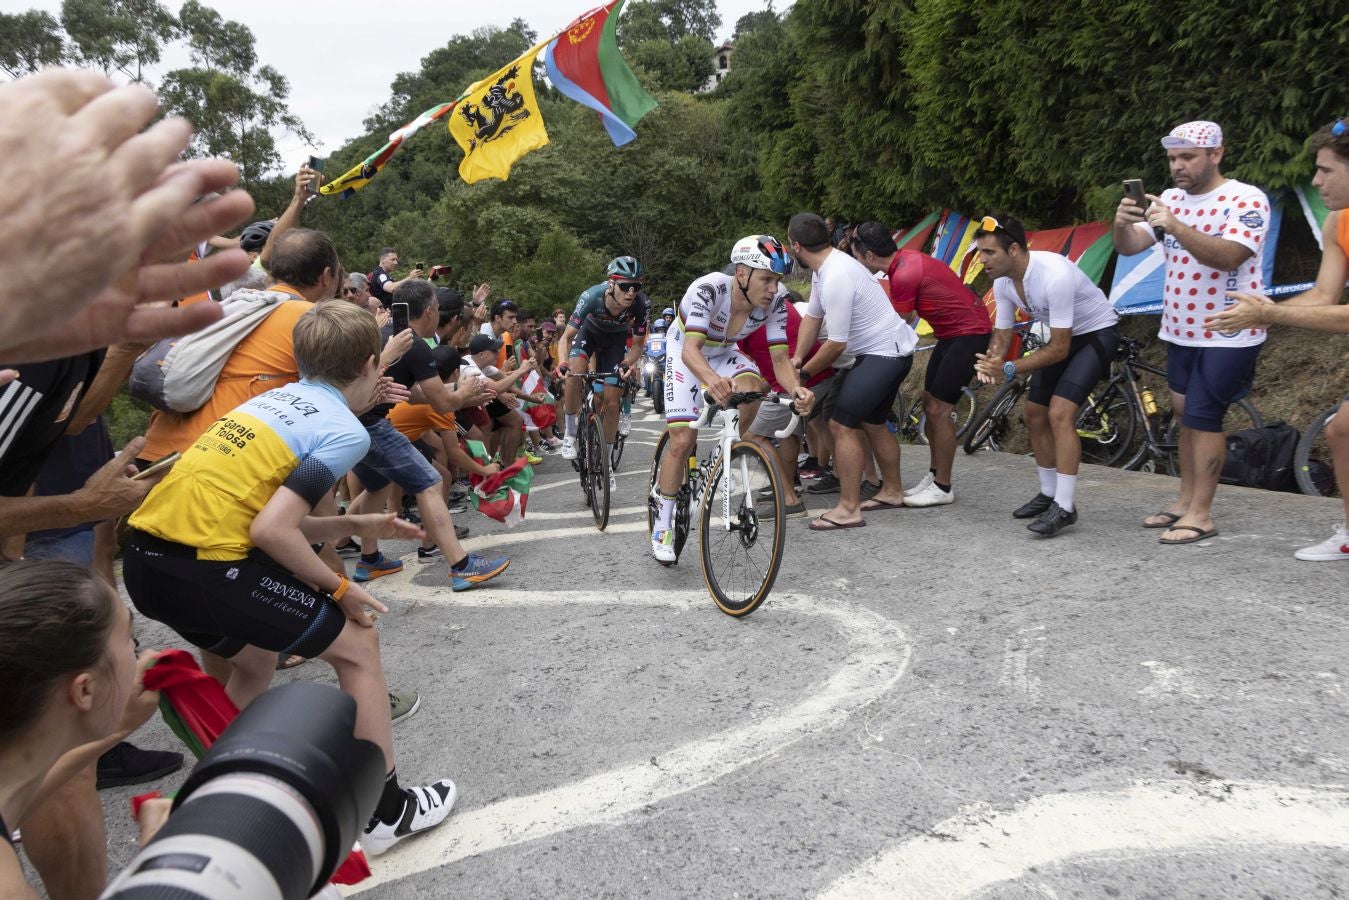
[789,213,918,530]
[972,215,1121,537]
[1112,120,1270,545]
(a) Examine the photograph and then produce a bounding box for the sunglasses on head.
[616,282,642,293]
[976,215,1007,234]
[1333,118,1347,138]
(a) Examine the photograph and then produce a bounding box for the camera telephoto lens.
[102,682,384,900]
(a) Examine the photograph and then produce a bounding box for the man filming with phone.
[1112,120,1271,546]
[368,248,423,309]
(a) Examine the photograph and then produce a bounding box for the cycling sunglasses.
[1333,118,1347,137]
[615,282,642,293]
[976,215,1007,234]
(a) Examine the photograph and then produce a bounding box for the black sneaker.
[96,742,184,790]
[455,524,470,540]
[860,480,882,500]
[1027,502,1077,536]
[334,539,361,558]
[1012,492,1054,519]
[417,546,443,563]
[806,472,840,494]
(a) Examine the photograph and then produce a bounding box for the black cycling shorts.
[1027,326,1120,407]
[122,530,347,660]
[924,334,987,405]
[569,331,627,386]
[832,354,913,428]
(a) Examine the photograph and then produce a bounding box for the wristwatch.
[1003,361,1017,381]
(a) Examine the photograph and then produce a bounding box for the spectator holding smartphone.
[1112,121,1271,545]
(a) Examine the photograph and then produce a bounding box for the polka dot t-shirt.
[1138,179,1270,348]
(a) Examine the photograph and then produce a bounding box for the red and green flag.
[543,0,657,146]
[464,439,534,527]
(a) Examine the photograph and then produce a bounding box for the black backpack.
[1220,422,1299,492]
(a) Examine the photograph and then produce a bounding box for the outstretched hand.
[0,72,255,363]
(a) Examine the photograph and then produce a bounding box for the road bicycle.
[609,374,641,471]
[963,327,1046,454]
[887,341,979,443]
[647,391,800,617]
[568,373,613,531]
[1295,404,1341,497]
[1080,337,1263,472]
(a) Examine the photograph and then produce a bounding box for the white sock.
[1054,473,1077,512]
[565,414,578,438]
[655,494,676,530]
[1037,466,1057,496]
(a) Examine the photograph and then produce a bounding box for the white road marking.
[496,505,647,522]
[346,590,912,894]
[458,521,649,553]
[531,468,648,494]
[816,781,1349,899]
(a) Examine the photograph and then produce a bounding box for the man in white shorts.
[650,236,814,563]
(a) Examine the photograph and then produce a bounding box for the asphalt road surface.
[89,395,1348,898]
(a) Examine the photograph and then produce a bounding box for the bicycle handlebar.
[692,391,801,440]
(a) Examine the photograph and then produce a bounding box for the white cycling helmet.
[730,235,792,275]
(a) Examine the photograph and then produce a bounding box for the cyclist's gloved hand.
[555,363,569,377]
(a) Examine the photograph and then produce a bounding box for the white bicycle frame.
[690,394,800,531]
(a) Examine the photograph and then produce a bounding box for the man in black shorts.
[973,215,1121,537]
[851,222,993,506]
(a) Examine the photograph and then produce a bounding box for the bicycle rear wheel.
[1076,382,1137,467]
[1154,397,1264,476]
[919,386,979,444]
[648,429,691,561]
[587,414,611,530]
[1295,405,1340,497]
[964,380,1024,453]
[700,440,785,617]
[576,417,593,508]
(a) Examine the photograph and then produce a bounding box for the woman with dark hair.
[0,560,161,897]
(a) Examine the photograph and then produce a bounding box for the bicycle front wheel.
[699,440,785,617]
[587,414,611,530]
[1295,405,1340,497]
[964,380,1024,454]
[1077,382,1137,467]
[610,432,626,471]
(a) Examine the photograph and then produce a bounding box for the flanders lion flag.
[449,49,549,184]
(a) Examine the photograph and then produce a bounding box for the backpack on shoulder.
[128,288,290,414]
[1220,421,1299,492]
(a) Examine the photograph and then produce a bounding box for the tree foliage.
[157,1,311,186]
[60,0,177,83]
[0,11,66,78]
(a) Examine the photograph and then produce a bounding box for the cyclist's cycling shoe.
[362,779,456,856]
[652,528,677,565]
[1012,491,1053,519]
[560,436,577,460]
[1027,502,1077,536]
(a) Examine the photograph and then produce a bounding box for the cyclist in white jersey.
[650,236,815,563]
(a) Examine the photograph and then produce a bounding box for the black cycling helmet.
[606,256,645,281]
[239,221,274,253]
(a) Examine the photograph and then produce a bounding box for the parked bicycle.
[1077,337,1263,471]
[568,372,613,531]
[647,391,800,617]
[1295,404,1340,497]
[963,326,1045,454]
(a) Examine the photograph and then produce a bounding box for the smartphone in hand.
[1122,178,1148,210]
[131,451,181,481]
[392,302,410,333]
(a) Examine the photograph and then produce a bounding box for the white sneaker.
[619,412,631,436]
[904,482,954,507]
[652,527,677,564]
[903,473,934,497]
[1294,523,1349,561]
[362,779,457,856]
[560,436,577,460]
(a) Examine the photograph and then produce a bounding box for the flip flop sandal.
[1143,511,1182,529]
[1158,525,1218,545]
[860,499,905,512]
[808,515,866,531]
[276,653,308,670]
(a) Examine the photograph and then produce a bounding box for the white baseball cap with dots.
[1161,120,1223,149]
